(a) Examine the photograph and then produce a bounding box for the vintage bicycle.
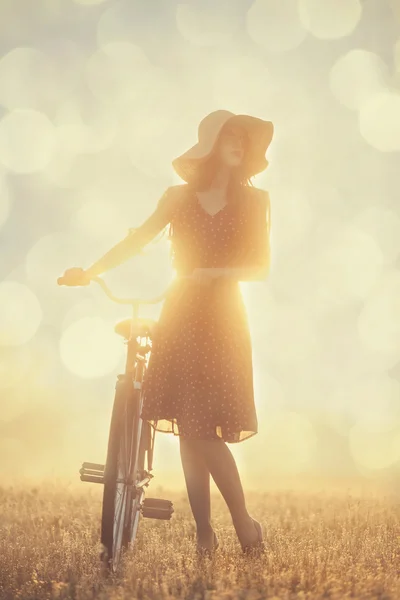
[57,274,183,573]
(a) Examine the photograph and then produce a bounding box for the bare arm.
[85,187,176,278]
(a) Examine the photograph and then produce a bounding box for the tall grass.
[1,479,400,599]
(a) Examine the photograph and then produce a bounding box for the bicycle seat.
[114,318,157,340]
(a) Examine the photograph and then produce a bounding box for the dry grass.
[1,480,400,599]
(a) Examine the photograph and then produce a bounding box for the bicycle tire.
[125,412,148,547]
[100,376,143,572]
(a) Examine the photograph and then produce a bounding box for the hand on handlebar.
[57,267,92,287]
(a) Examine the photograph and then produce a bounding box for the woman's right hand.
[57,267,92,286]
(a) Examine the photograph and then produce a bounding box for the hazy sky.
[0,0,399,489]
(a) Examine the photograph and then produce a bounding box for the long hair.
[152,145,255,272]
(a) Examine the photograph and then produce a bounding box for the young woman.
[60,109,273,556]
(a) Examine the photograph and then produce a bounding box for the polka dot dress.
[138,183,269,444]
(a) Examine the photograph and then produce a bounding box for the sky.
[0,0,399,491]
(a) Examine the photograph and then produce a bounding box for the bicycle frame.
[71,275,176,572]
[96,277,168,455]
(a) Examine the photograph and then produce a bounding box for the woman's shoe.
[196,531,219,557]
[241,518,265,554]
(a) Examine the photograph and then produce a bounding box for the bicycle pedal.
[141,498,174,520]
[79,462,105,484]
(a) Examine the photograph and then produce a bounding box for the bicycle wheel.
[125,415,149,546]
[100,375,143,573]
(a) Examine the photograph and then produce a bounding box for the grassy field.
[1,479,400,599]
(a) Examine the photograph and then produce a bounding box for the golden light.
[262,411,318,473]
[0,109,57,173]
[257,304,319,365]
[59,316,124,378]
[358,91,400,152]
[253,370,286,416]
[332,377,400,434]
[299,0,362,39]
[246,0,308,53]
[350,423,400,471]
[329,49,389,110]
[0,281,42,346]
[0,345,33,391]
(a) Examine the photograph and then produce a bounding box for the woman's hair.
[153,147,254,268]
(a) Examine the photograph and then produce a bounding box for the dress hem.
[142,416,257,444]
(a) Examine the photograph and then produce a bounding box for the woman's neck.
[209,164,231,190]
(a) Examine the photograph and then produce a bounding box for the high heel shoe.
[196,531,219,557]
[241,518,265,554]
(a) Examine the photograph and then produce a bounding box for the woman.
[60,109,273,556]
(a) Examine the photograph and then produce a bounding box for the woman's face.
[216,123,247,168]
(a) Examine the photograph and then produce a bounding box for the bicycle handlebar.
[57,274,193,306]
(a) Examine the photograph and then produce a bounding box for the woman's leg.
[195,438,259,548]
[179,436,215,547]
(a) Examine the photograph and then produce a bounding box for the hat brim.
[172,114,273,182]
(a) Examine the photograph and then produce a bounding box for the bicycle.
[57,274,181,574]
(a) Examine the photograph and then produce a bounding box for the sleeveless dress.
[127,182,270,443]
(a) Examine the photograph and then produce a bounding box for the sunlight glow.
[59,317,124,378]
[262,411,318,473]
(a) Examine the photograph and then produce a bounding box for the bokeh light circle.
[0,109,57,173]
[359,91,400,152]
[0,47,52,111]
[351,206,400,265]
[314,225,384,306]
[176,2,241,47]
[60,317,124,378]
[329,49,389,111]
[357,269,400,363]
[85,42,152,107]
[299,0,362,39]
[246,0,308,53]
[0,281,42,346]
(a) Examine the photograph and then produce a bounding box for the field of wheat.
[1,479,400,600]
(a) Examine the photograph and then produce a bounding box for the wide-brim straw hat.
[172,109,274,182]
